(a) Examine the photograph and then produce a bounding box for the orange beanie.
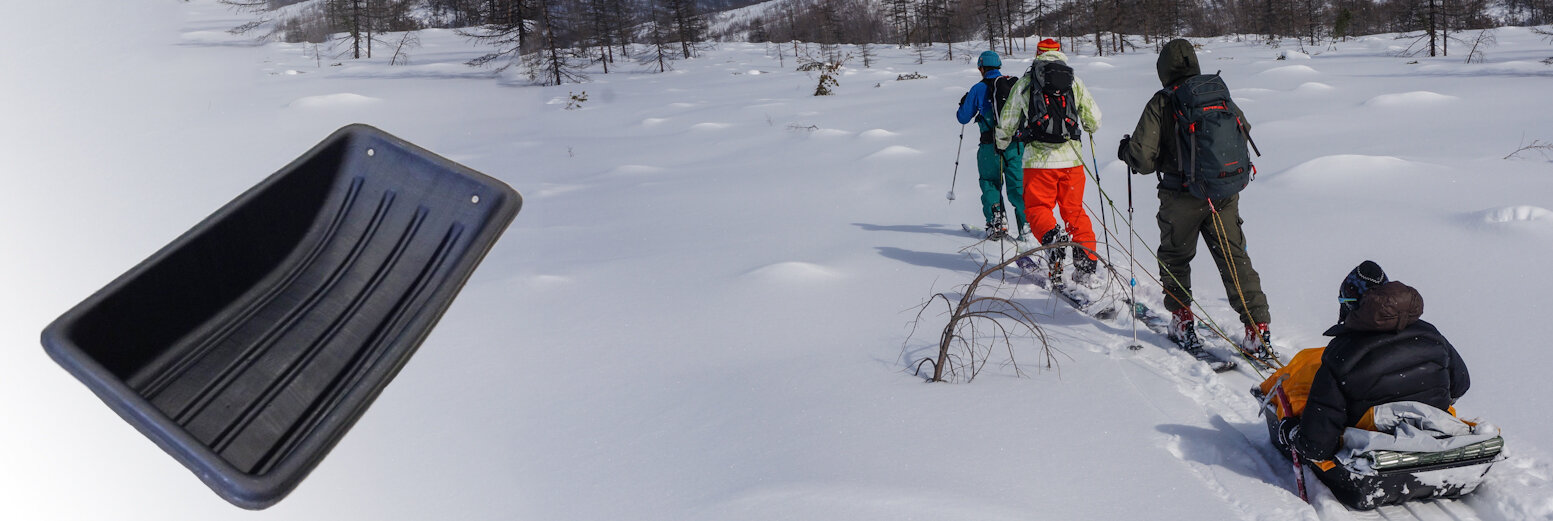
[1037,38,1060,54]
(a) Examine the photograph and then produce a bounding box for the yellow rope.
[1075,157,1281,372]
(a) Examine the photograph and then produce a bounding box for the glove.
[1117,134,1132,162]
[1276,417,1300,447]
[959,92,968,107]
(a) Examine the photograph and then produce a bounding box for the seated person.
[1274,261,1471,462]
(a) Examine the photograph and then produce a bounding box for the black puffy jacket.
[1292,281,1471,461]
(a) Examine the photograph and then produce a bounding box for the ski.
[962,223,1030,243]
[1126,299,1238,372]
[1194,321,1280,372]
[1017,256,1118,320]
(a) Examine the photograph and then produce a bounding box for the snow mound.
[1257,65,1319,78]
[1085,62,1118,70]
[285,93,382,109]
[1363,91,1457,107]
[1477,206,1553,224]
[641,117,669,127]
[1294,82,1335,94]
[534,183,587,198]
[691,122,733,131]
[528,274,572,288]
[744,261,840,282]
[866,145,923,159]
[1270,154,1425,190]
[1277,50,1313,60]
[859,129,898,139]
[812,128,852,138]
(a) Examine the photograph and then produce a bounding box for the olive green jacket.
[1120,39,1252,190]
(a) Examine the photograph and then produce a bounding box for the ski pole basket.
[40,124,521,509]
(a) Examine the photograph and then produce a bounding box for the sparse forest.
[221,0,1553,84]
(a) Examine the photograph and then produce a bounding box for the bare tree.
[460,0,531,72]
[526,0,588,85]
[663,0,709,59]
[639,0,679,72]
[906,243,1073,383]
[219,0,283,41]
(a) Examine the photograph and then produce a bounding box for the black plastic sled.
[41,124,521,509]
[1252,390,1502,510]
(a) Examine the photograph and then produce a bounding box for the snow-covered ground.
[4,1,1553,519]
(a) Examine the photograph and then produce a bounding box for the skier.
[1275,261,1471,463]
[1117,38,1272,357]
[994,38,1103,285]
[956,50,1026,240]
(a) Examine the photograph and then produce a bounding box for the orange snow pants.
[1023,165,1096,261]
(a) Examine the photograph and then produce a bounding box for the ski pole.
[949,124,965,201]
[1126,155,1141,351]
[1088,138,1112,262]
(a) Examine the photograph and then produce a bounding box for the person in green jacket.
[994,39,1102,284]
[1117,38,1274,359]
[956,50,1027,240]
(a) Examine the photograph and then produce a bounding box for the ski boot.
[1040,227,1068,284]
[985,208,1008,241]
[1240,323,1279,363]
[1072,251,1102,288]
[1168,308,1203,349]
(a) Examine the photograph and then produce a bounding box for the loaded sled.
[1251,350,1503,510]
[41,124,520,509]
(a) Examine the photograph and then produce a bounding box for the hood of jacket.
[1323,281,1424,335]
[1156,39,1201,87]
[1036,50,1069,64]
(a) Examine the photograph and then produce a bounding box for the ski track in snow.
[968,246,1316,520]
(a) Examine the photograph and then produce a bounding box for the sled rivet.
[470,195,480,204]
[366,148,375,157]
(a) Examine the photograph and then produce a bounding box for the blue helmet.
[977,51,1001,69]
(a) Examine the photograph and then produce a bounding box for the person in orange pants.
[994,39,1103,285]
[1024,165,1097,282]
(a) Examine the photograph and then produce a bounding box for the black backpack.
[1165,72,1261,200]
[1015,60,1083,144]
[977,75,1019,144]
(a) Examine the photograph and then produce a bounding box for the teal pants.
[977,144,1026,233]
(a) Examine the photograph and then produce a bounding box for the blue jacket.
[956,69,1003,134]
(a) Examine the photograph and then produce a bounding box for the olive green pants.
[1155,190,1270,327]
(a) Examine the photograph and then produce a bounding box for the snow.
[3,1,1553,520]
